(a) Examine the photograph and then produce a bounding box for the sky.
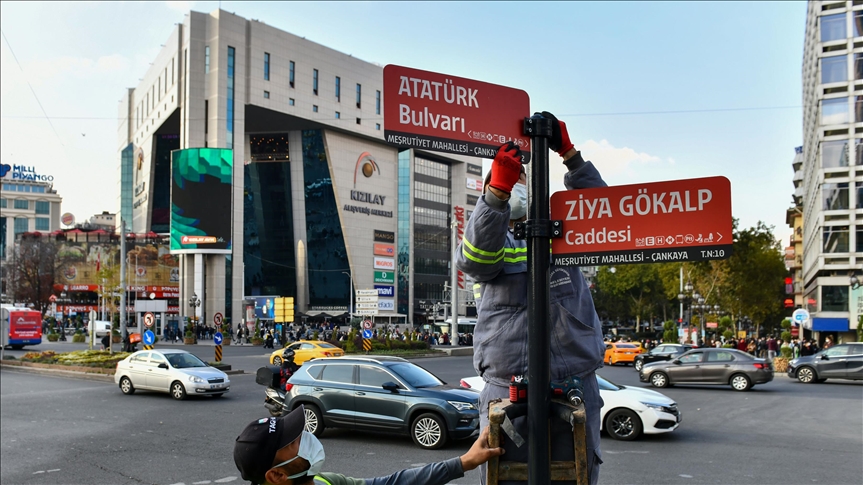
[0,1,805,245]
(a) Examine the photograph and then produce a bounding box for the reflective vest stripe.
[463,237,504,257]
[314,477,333,485]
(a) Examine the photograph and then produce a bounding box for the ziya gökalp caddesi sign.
[550,176,733,266]
[383,65,531,160]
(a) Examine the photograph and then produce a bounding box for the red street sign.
[791,326,799,337]
[550,176,733,265]
[383,65,530,160]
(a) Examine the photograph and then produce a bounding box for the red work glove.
[542,111,574,156]
[488,141,523,195]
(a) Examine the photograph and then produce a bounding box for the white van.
[88,320,112,337]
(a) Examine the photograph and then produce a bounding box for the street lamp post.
[188,293,201,343]
[677,280,695,344]
[58,291,68,341]
[342,271,353,324]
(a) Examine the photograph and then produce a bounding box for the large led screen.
[170,148,233,254]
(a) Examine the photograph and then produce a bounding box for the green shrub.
[722,330,734,340]
[781,318,792,330]
[47,333,59,342]
[780,346,793,358]
[71,334,86,343]
[780,331,792,343]
[722,343,734,348]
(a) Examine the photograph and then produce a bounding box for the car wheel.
[730,373,752,391]
[170,381,187,400]
[302,404,325,438]
[10,345,23,350]
[796,366,816,384]
[273,355,282,366]
[119,376,135,395]
[411,413,448,450]
[634,360,644,372]
[650,372,669,388]
[605,408,643,441]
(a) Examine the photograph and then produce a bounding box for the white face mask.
[273,431,326,479]
[509,183,527,220]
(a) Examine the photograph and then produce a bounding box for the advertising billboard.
[170,148,233,254]
[54,238,179,294]
[249,296,278,320]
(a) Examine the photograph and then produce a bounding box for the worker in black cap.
[234,405,503,485]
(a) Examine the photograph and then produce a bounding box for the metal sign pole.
[523,113,552,484]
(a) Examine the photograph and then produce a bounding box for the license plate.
[210,384,221,389]
[625,352,631,355]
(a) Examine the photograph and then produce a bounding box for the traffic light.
[785,277,793,295]
[275,297,294,323]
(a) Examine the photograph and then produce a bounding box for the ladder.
[486,398,588,484]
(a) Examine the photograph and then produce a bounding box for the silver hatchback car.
[639,348,773,391]
[114,349,230,400]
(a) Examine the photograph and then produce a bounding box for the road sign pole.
[522,113,552,485]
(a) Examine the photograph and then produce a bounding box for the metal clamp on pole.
[524,112,552,485]
[513,220,564,240]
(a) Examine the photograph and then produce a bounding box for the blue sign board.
[143,330,155,345]
[362,329,373,339]
[214,332,223,345]
[374,285,394,297]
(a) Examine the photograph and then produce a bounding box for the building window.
[856,182,863,207]
[356,83,361,108]
[313,69,318,95]
[264,91,270,99]
[14,217,28,234]
[227,46,235,150]
[821,13,846,43]
[821,55,846,84]
[356,117,361,125]
[375,123,381,130]
[289,61,295,88]
[13,199,28,210]
[856,96,863,122]
[821,286,848,312]
[289,98,295,106]
[855,11,863,37]
[855,54,863,80]
[335,76,340,101]
[467,194,479,205]
[264,52,270,80]
[335,111,340,119]
[857,140,863,166]
[205,45,210,73]
[35,217,49,231]
[35,201,49,215]
[0,198,5,208]
[822,183,849,210]
[857,225,863,252]
[821,97,848,125]
[313,105,318,112]
[821,140,848,167]
[823,225,849,252]
[376,90,381,115]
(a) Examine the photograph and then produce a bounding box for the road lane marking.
[214,477,237,483]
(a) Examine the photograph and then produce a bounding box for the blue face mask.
[509,183,527,220]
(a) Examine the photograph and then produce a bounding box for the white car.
[114,349,230,400]
[459,374,680,440]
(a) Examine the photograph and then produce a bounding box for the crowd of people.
[605,333,838,360]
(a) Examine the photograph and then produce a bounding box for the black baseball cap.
[234,405,306,484]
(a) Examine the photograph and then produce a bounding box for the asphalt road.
[1,346,861,485]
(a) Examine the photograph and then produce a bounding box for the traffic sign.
[362,329,373,339]
[144,312,155,328]
[550,176,733,266]
[362,339,372,351]
[792,308,810,326]
[362,320,373,330]
[383,64,531,161]
[143,330,155,346]
[214,312,223,326]
[214,332,223,345]
[215,344,223,363]
[357,309,379,316]
[356,302,379,310]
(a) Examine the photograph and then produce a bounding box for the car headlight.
[188,375,205,383]
[641,402,667,410]
[789,359,798,366]
[448,401,477,411]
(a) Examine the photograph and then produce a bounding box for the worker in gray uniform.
[457,112,607,485]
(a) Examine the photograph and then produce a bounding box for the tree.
[8,234,69,313]
[595,264,665,330]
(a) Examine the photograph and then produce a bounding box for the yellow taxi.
[604,342,643,366]
[269,340,344,366]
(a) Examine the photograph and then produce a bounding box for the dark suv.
[787,343,863,383]
[633,344,693,372]
[285,356,479,449]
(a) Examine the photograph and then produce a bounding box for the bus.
[1,305,43,350]
[442,317,477,337]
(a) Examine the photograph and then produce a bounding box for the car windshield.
[387,363,444,388]
[317,342,339,349]
[596,375,623,391]
[166,353,207,368]
[616,344,637,348]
